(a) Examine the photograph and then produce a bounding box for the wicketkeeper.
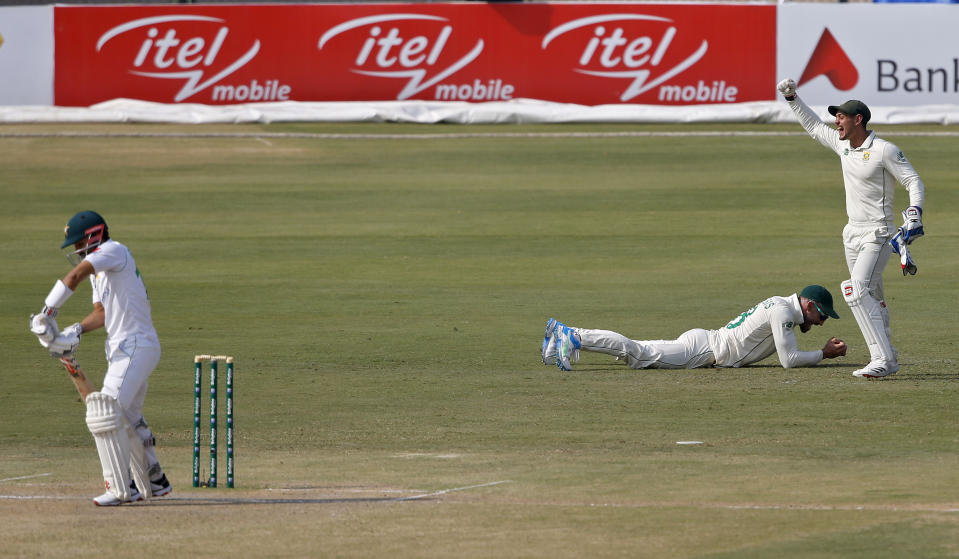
[777,78,926,378]
[30,211,172,505]
[542,285,847,371]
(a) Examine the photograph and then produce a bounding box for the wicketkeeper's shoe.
[852,360,900,379]
[555,323,581,372]
[542,318,558,365]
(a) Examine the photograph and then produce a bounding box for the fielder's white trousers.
[100,336,162,470]
[577,327,716,369]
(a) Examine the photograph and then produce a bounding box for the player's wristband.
[43,279,74,311]
[784,95,796,101]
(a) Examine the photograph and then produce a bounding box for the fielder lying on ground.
[542,285,847,371]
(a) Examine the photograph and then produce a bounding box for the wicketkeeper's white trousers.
[843,223,897,364]
[576,327,716,369]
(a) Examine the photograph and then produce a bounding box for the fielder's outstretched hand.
[822,337,847,359]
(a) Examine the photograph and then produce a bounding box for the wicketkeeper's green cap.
[828,100,871,125]
[800,285,839,319]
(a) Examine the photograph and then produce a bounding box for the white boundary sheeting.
[3,98,959,125]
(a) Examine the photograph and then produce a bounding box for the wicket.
[193,355,235,488]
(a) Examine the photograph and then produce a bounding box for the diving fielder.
[543,285,847,371]
[30,211,172,505]
[777,79,926,378]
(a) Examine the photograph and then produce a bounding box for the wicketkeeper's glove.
[901,206,924,244]
[890,228,918,276]
[777,78,796,100]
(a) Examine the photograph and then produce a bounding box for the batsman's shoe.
[93,488,141,506]
[555,323,581,372]
[150,473,173,497]
[852,360,900,379]
[129,474,172,499]
[541,318,558,365]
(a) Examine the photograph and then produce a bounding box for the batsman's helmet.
[62,210,109,249]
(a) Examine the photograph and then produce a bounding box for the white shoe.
[93,487,141,506]
[853,360,900,379]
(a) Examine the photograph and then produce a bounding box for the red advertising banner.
[54,3,774,106]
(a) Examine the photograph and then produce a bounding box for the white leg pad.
[128,417,153,498]
[879,300,898,362]
[85,392,133,501]
[841,280,897,364]
[129,428,152,499]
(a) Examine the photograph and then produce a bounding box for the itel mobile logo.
[542,14,710,102]
[97,15,286,102]
[798,28,858,91]
[319,14,504,101]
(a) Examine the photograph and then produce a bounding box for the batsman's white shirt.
[787,97,924,227]
[85,239,159,350]
[709,294,821,368]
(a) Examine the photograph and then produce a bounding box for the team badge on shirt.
[863,151,871,161]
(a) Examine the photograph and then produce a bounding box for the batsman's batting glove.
[901,206,924,244]
[48,329,80,358]
[777,78,797,101]
[61,322,82,340]
[29,313,59,345]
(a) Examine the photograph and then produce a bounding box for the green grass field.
[1,122,957,558]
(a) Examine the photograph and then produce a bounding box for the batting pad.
[841,279,896,364]
[85,392,134,501]
[129,426,152,499]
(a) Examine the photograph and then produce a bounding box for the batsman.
[29,211,172,505]
[777,79,926,378]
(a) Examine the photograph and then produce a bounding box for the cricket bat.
[60,355,95,402]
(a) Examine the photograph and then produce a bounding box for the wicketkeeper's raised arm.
[777,78,838,151]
